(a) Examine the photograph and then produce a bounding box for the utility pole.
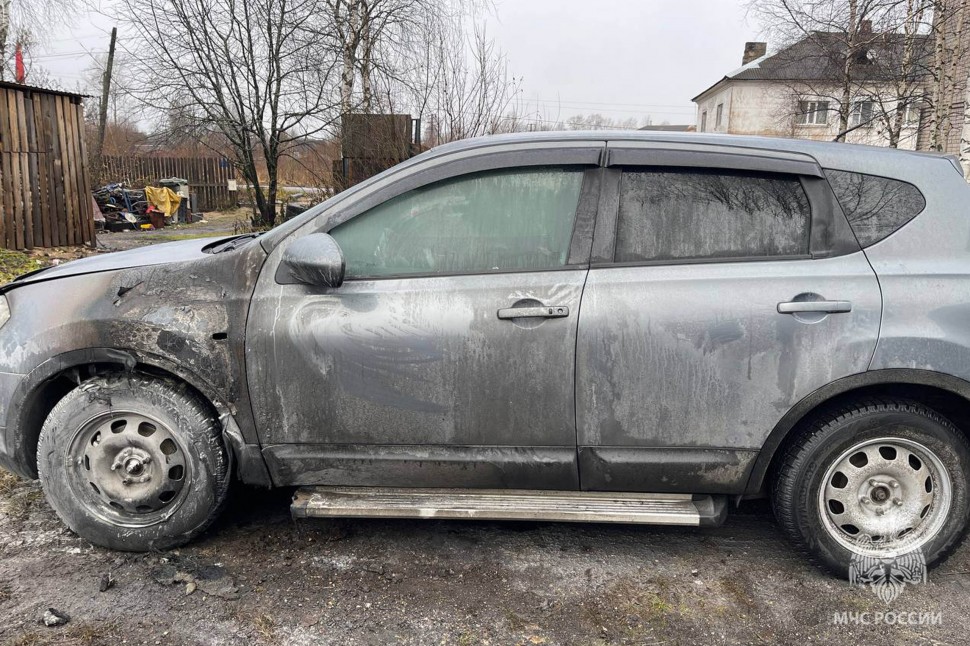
[94,26,117,186]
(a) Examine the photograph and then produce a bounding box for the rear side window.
[330,167,584,278]
[615,169,811,263]
[825,170,925,247]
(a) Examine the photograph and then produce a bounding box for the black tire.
[772,398,970,578]
[37,372,230,551]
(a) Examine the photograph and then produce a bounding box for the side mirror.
[278,233,345,288]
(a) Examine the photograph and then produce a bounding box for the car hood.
[2,237,225,292]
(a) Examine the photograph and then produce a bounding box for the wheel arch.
[746,369,970,495]
[7,348,270,486]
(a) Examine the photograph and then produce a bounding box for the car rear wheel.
[772,398,970,577]
[37,372,230,551]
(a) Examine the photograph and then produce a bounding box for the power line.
[522,104,696,117]
[33,51,102,60]
[528,97,697,110]
[500,116,649,130]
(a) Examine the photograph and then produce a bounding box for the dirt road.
[1,469,968,645]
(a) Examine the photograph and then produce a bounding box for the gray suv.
[1,132,968,577]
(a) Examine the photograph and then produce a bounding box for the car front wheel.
[37,372,230,551]
[773,398,970,577]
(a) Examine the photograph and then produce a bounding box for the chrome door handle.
[497,305,570,320]
[777,300,852,314]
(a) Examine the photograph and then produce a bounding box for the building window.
[700,111,708,132]
[902,102,921,126]
[849,100,875,127]
[796,100,829,125]
[715,103,724,129]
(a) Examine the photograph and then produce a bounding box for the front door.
[575,149,882,493]
[248,157,603,489]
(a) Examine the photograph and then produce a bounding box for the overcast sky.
[35,0,761,127]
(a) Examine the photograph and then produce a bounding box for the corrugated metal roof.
[0,80,90,99]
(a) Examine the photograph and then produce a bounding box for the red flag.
[14,43,25,83]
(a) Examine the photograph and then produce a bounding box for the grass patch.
[0,469,21,496]
[252,614,275,641]
[0,470,43,520]
[0,249,47,284]
[10,620,120,646]
[581,578,676,641]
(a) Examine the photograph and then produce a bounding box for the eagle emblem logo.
[849,546,926,604]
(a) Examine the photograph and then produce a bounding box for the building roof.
[0,80,89,100]
[693,30,932,101]
[638,124,695,132]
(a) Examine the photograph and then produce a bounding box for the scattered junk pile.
[93,177,196,232]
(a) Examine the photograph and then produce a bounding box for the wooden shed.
[0,81,94,250]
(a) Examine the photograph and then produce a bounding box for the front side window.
[329,167,585,278]
[825,169,925,247]
[615,168,811,263]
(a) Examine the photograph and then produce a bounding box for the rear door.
[576,143,882,493]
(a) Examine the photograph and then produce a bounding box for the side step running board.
[291,487,727,527]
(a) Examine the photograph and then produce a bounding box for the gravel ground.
[1,469,968,645]
[95,209,249,253]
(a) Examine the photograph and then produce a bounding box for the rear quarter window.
[825,170,925,247]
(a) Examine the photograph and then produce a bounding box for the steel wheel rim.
[66,410,191,528]
[818,437,951,557]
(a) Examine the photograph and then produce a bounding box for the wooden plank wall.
[0,86,94,250]
[101,155,236,211]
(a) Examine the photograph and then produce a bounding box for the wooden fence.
[0,82,94,250]
[101,155,236,211]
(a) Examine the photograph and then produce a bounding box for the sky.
[33,0,762,127]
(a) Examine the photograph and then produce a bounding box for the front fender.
[1,348,270,486]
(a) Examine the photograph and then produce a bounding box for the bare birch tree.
[961,71,970,174]
[115,0,343,226]
[926,0,969,150]
[366,10,522,145]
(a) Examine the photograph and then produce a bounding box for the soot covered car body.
[1,131,970,576]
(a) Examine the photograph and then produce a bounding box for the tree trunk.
[341,46,356,113]
[930,0,968,151]
[836,0,859,142]
[960,67,970,176]
[359,0,373,112]
[340,0,361,114]
[0,0,10,83]
[890,108,903,148]
[265,167,278,229]
[240,153,273,228]
[930,1,948,150]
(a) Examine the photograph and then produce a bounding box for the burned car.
[1,131,969,578]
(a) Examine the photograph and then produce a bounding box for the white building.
[692,33,930,150]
